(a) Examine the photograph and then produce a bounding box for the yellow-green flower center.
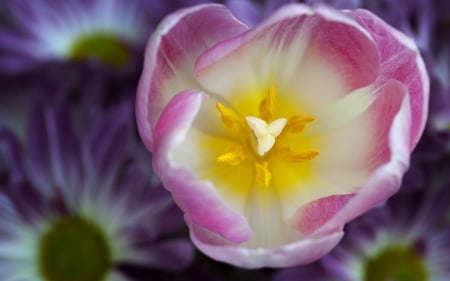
[70,33,131,68]
[38,216,112,281]
[364,246,427,281]
[216,86,319,187]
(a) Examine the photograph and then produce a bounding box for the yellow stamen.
[259,86,276,121]
[285,115,315,133]
[216,103,245,133]
[217,145,248,165]
[255,161,272,187]
[281,147,319,163]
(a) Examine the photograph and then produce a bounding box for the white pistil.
[246,116,287,156]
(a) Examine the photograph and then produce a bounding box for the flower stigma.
[216,86,319,187]
[246,116,287,156]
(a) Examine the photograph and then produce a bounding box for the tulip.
[136,3,429,268]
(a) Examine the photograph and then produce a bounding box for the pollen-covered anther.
[217,145,247,165]
[285,115,315,133]
[246,116,287,156]
[259,85,276,121]
[281,147,319,163]
[216,103,245,133]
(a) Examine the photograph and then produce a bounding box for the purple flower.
[362,0,435,52]
[0,101,194,281]
[306,0,361,9]
[0,0,151,72]
[225,0,294,27]
[274,262,336,281]
[417,2,450,155]
[329,188,450,280]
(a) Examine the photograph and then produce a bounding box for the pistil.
[246,116,287,156]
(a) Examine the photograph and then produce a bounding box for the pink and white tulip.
[136,3,429,268]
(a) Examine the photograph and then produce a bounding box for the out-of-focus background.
[0,1,449,280]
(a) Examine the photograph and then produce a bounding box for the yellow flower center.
[216,86,319,187]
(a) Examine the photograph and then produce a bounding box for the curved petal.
[136,4,248,150]
[310,80,405,186]
[194,4,380,114]
[347,9,429,150]
[292,194,355,236]
[189,218,344,268]
[306,9,430,235]
[273,80,405,222]
[314,92,412,236]
[152,90,252,243]
[364,80,407,169]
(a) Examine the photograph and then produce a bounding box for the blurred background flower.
[0,0,149,71]
[1,0,450,280]
[0,100,193,281]
[275,185,450,281]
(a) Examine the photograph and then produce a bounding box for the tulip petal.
[136,4,248,150]
[189,217,344,268]
[314,90,412,236]
[304,10,430,236]
[194,4,380,115]
[271,82,397,221]
[153,90,252,243]
[312,79,406,184]
[347,9,429,150]
[292,194,355,236]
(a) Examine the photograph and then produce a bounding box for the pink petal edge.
[309,9,430,236]
[188,216,344,269]
[136,4,248,151]
[152,90,252,243]
[348,9,429,150]
[194,4,379,95]
[315,94,412,236]
[293,194,355,236]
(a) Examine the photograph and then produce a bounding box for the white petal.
[304,85,375,136]
[244,183,299,248]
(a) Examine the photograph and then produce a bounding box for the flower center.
[70,33,131,68]
[216,86,319,187]
[38,216,112,281]
[245,116,287,156]
[363,246,427,281]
